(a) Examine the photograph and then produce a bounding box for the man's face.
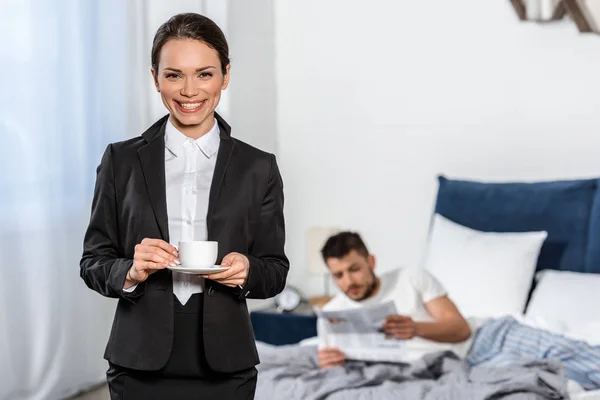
[326,250,377,301]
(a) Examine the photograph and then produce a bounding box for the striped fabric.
[466,316,600,390]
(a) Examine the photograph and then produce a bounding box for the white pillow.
[526,270,600,344]
[423,214,548,318]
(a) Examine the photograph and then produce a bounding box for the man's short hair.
[321,231,369,262]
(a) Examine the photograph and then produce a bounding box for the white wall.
[275,0,600,296]
[228,0,278,153]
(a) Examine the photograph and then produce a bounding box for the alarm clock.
[274,286,303,312]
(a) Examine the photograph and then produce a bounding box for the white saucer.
[167,266,228,275]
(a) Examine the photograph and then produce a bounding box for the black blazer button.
[208,286,214,296]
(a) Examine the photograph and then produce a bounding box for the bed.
[430,175,600,400]
[254,175,600,400]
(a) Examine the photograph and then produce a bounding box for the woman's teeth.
[180,101,204,109]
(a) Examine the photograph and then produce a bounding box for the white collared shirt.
[165,117,220,305]
[124,117,220,306]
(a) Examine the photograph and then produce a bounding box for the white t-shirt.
[322,267,446,321]
[317,267,473,361]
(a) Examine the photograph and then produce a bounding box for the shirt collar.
[164,117,220,158]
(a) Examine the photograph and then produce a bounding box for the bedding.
[433,176,599,273]
[512,312,600,349]
[525,270,600,342]
[571,389,600,400]
[466,316,600,391]
[570,381,600,400]
[255,342,567,400]
[255,315,600,399]
[393,175,600,400]
[423,213,547,318]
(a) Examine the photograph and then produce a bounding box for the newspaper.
[314,301,408,363]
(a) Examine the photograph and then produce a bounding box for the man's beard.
[347,273,379,301]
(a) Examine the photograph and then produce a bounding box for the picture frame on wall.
[563,0,600,33]
[510,0,600,34]
[510,0,565,22]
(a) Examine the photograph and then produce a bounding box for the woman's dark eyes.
[165,73,212,79]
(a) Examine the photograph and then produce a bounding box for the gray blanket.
[255,342,570,400]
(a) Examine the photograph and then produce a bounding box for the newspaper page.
[315,301,408,363]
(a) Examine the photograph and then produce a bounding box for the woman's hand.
[318,347,345,369]
[125,238,179,287]
[201,252,249,287]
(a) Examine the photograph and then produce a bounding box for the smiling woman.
[79,12,289,400]
[150,20,231,139]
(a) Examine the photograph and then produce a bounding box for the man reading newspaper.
[316,231,472,368]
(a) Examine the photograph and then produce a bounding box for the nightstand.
[250,301,318,345]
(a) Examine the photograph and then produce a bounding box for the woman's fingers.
[134,251,168,265]
[136,253,173,268]
[135,244,179,266]
[130,238,179,284]
[133,259,164,272]
[203,265,237,281]
[141,238,178,257]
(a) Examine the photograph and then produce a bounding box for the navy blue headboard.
[433,176,600,274]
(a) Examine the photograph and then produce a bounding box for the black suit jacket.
[80,113,289,373]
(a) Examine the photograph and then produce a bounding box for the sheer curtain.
[0,1,227,399]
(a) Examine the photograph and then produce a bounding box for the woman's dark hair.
[151,13,230,75]
[321,231,370,262]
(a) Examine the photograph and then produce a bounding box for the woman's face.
[152,39,230,137]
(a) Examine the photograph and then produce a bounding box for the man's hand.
[201,252,249,287]
[318,347,345,369]
[383,315,418,339]
[126,238,179,288]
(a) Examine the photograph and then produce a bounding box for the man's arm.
[416,296,472,342]
[384,296,471,343]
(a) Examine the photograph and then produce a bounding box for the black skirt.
[107,293,257,400]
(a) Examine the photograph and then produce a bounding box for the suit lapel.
[138,116,170,242]
[207,113,235,231]
[136,113,233,242]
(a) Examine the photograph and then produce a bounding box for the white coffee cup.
[178,241,218,269]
